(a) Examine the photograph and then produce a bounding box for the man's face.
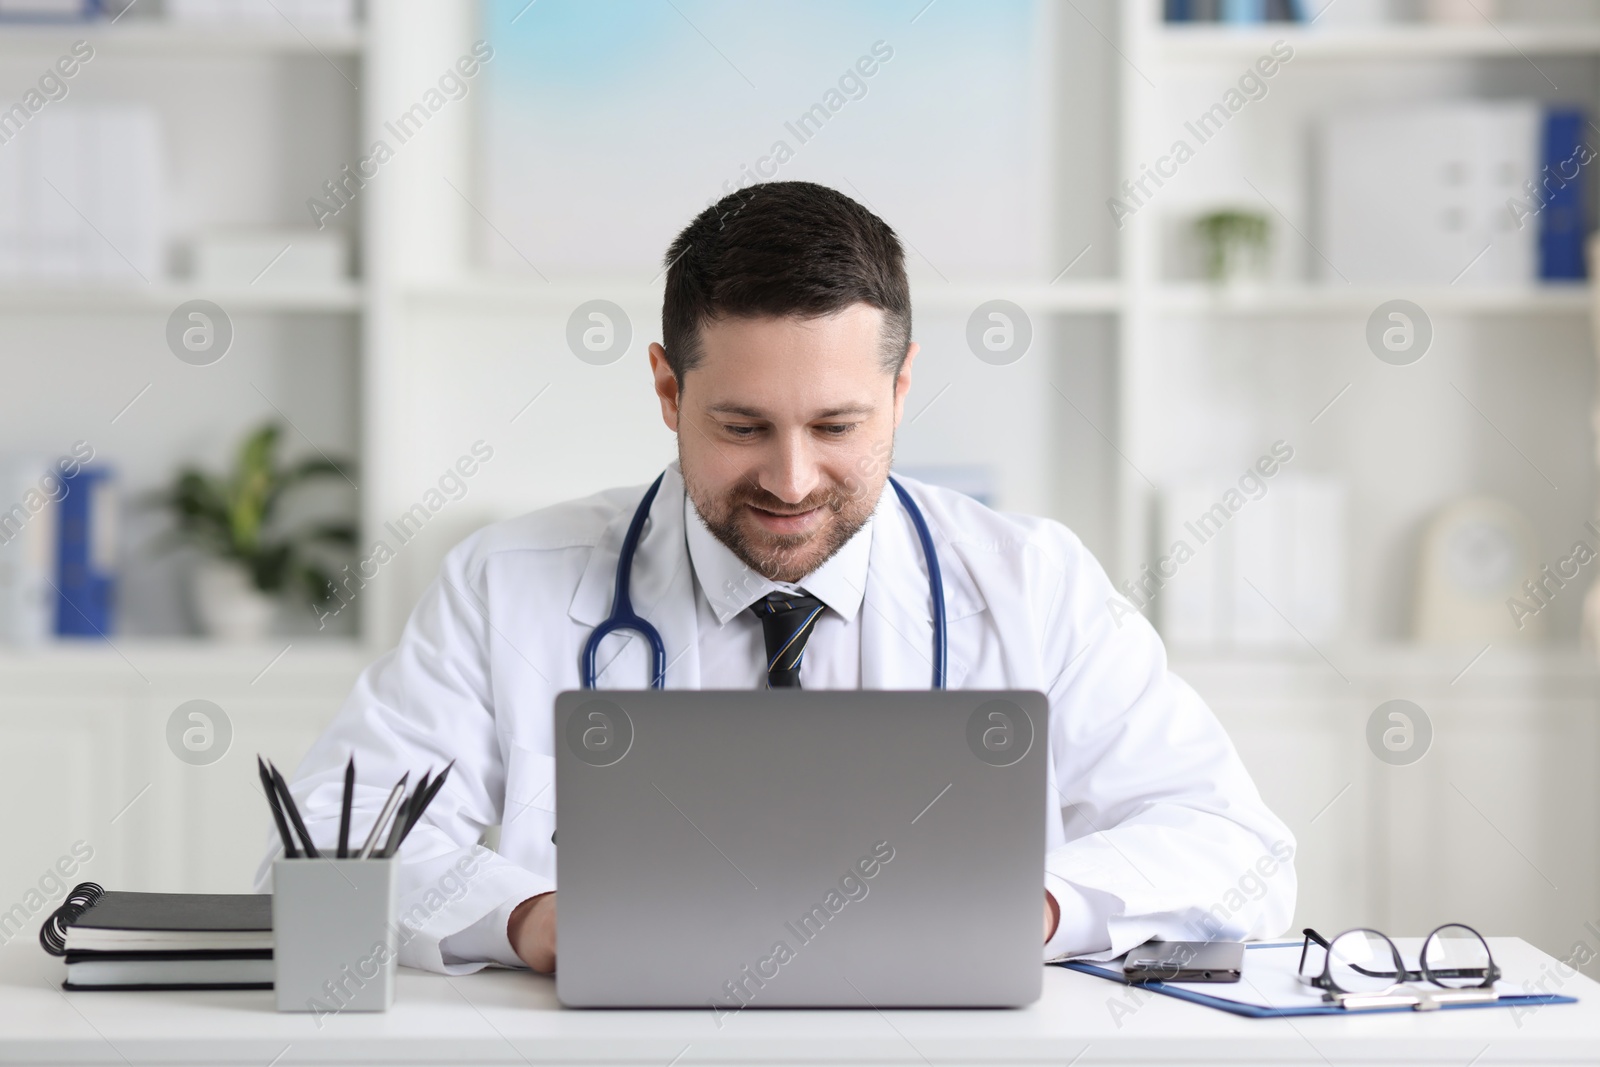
[649,304,918,584]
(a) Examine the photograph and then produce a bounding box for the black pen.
[403,768,433,834]
[258,756,298,859]
[269,761,320,858]
[337,756,355,859]
[392,759,455,854]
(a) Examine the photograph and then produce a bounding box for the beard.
[682,457,885,585]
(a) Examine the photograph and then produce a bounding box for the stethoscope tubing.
[581,471,946,690]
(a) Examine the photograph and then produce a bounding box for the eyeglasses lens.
[1327,930,1400,994]
[1422,925,1493,989]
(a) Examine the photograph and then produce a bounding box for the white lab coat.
[258,462,1296,973]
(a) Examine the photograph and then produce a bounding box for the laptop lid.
[553,689,1049,1009]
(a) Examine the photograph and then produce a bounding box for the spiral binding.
[39,881,103,957]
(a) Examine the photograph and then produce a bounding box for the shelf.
[1168,642,1600,690]
[1149,282,1591,316]
[0,20,366,56]
[0,280,364,313]
[916,281,1123,314]
[1157,23,1600,61]
[0,637,372,685]
[403,277,1125,315]
[406,277,1587,318]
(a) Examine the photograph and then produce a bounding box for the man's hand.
[1043,889,1059,944]
[508,891,557,973]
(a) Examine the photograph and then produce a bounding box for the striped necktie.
[749,592,826,688]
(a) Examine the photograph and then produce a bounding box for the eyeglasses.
[1297,925,1501,1011]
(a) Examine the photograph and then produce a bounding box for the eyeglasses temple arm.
[1299,928,1328,975]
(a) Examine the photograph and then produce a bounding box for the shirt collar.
[685,485,884,625]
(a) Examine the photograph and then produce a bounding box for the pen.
[258,756,298,859]
[378,768,428,859]
[409,769,433,831]
[391,759,454,855]
[358,774,409,860]
[269,761,320,858]
[337,756,355,859]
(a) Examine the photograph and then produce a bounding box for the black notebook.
[64,950,274,991]
[42,882,273,989]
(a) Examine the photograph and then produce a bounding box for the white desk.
[2,939,1598,1065]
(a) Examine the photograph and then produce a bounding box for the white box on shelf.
[0,0,91,18]
[0,459,60,645]
[0,140,18,275]
[1423,0,1498,22]
[1230,476,1346,648]
[192,229,348,286]
[1300,0,1393,24]
[162,0,225,17]
[0,105,163,284]
[1287,478,1346,644]
[30,109,87,279]
[1158,483,1228,646]
[90,106,163,282]
[1318,101,1539,285]
[1230,488,1290,647]
[1158,476,1346,649]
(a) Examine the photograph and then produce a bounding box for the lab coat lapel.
[861,481,977,690]
[566,465,702,689]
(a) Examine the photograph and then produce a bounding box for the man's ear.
[649,343,681,432]
[891,342,920,428]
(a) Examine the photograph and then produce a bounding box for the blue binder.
[54,466,115,637]
[1054,943,1578,1019]
[1540,107,1588,281]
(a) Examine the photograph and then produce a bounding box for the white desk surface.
[2,938,1598,1065]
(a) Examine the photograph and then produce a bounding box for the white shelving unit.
[0,9,372,893]
[0,7,368,633]
[1117,0,1600,642]
[1119,0,1600,960]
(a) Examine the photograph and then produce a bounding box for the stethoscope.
[581,471,947,690]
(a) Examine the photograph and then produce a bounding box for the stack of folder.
[42,883,272,991]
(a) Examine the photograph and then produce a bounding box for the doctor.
[263,180,1296,976]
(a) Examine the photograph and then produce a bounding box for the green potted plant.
[1194,209,1271,286]
[149,423,356,640]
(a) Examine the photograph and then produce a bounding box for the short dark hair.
[660,181,912,382]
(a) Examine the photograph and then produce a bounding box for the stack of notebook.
[41,883,272,991]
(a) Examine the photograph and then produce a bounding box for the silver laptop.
[553,689,1049,1009]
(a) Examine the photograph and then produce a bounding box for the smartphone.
[1123,940,1245,983]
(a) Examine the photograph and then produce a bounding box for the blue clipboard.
[1052,943,1579,1019]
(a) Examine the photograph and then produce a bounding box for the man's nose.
[759,431,821,504]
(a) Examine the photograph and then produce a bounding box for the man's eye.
[725,424,761,438]
[818,424,854,436]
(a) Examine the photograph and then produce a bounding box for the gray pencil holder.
[272,857,398,1013]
